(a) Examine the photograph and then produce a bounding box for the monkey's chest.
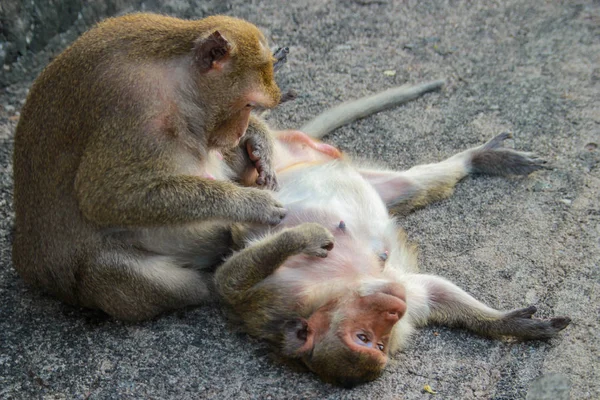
[176,150,234,181]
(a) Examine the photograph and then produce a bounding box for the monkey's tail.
[300,79,445,139]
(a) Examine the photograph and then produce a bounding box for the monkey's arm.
[405,274,571,339]
[300,80,445,139]
[75,145,286,227]
[359,132,547,215]
[215,223,334,305]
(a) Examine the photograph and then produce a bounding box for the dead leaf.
[423,384,437,394]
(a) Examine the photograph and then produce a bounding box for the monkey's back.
[11,28,117,302]
[10,14,201,302]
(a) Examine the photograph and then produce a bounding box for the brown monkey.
[12,13,288,321]
[215,131,571,387]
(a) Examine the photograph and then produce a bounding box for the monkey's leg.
[123,222,235,270]
[404,274,571,340]
[271,130,343,172]
[215,223,333,305]
[78,250,211,321]
[359,132,547,214]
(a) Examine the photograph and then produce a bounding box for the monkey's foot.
[470,132,549,176]
[277,130,343,159]
[497,306,571,340]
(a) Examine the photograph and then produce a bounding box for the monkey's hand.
[290,223,335,258]
[494,306,571,340]
[238,188,287,225]
[469,132,549,176]
[241,115,280,190]
[246,134,279,190]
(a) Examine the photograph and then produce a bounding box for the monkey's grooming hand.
[469,132,549,176]
[246,136,279,190]
[237,188,287,225]
[290,223,335,258]
[495,306,571,340]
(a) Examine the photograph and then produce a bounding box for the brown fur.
[12,13,285,320]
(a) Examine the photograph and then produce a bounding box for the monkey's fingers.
[247,141,279,190]
[498,306,571,340]
[242,189,287,225]
[295,223,335,258]
[481,131,513,150]
[256,165,279,191]
[470,133,549,176]
[259,205,286,226]
[263,200,287,225]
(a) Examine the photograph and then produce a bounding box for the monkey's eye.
[377,343,385,352]
[357,333,369,343]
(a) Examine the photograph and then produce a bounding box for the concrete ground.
[0,0,598,399]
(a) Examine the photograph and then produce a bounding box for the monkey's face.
[207,104,255,149]
[338,283,407,357]
[193,27,280,149]
[284,283,407,387]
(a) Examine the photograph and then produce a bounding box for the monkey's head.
[281,282,407,387]
[191,16,281,149]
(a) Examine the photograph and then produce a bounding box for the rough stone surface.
[0,1,598,399]
[526,373,571,400]
[0,0,229,86]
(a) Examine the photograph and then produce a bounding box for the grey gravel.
[0,1,599,399]
[526,373,571,400]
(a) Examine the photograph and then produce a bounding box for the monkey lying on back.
[215,130,571,387]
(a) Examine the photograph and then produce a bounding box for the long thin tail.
[300,79,445,139]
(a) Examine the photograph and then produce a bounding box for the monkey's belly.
[274,161,393,262]
[276,162,388,219]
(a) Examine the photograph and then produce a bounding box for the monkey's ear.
[281,318,314,357]
[194,31,232,73]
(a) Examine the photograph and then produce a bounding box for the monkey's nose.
[386,312,400,322]
[387,300,407,322]
[384,309,403,323]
